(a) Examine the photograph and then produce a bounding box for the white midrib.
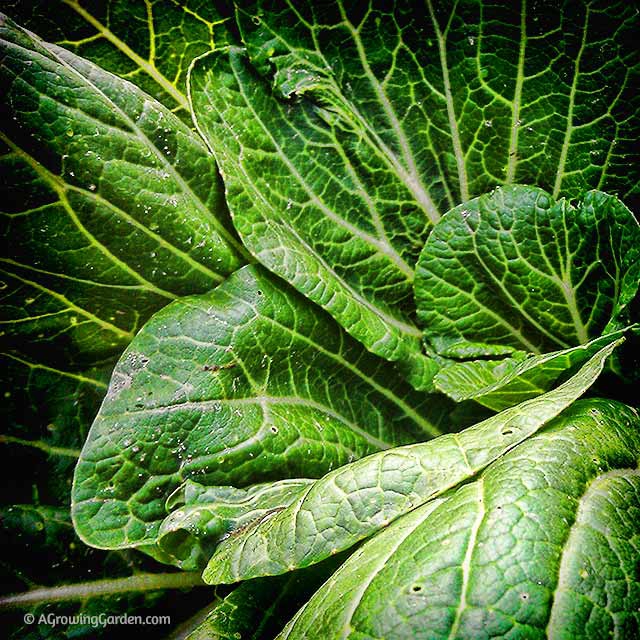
[545,467,640,637]
[338,514,427,639]
[427,0,469,202]
[506,0,527,183]
[448,479,485,639]
[553,6,590,198]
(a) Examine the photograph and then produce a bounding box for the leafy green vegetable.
[201,339,622,584]
[276,398,640,639]
[188,0,640,381]
[415,186,639,357]
[72,264,450,552]
[2,1,639,638]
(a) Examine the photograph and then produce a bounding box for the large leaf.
[276,398,640,639]
[0,15,247,372]
[72,265,450,552]
[4,0,236,117]
[188,0,639,373]
[202,338,621,584]
[415,186,639,358]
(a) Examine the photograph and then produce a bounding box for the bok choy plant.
[1,1,639,638]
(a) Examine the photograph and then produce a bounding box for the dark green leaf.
[4,0,236,117]
[415,186,639,357]
[72,265,450,552]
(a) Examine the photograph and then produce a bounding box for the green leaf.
[415,186,640,357]
[202,337,621,584]
[4,0,236,117]
[0,358,108,506]
[189,45,428,373]
[157,478,314,570]
[188,0,639,373]
[0,15,247,370]
[72,265,450,552]
[276,398,640,640]
[433,328,630,411]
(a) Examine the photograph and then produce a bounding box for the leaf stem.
[0,571,208,610]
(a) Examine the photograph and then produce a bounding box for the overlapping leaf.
[432,329,629,411]
[276,398,640,639]
[72,265,451,551]
[202,339,621,584]
[189,0,639,382]
[0,15,246,373]
[415,186,639,358]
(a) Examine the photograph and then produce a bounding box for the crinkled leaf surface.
[157,478,314,570]
[5,0,236,118]
[189,0,639,375]
[0,15,246,372]
[203,338,620,584]
[277,398,640,640]
[415,186,640,358]
[73,265,450,551]
[433,328,629,411]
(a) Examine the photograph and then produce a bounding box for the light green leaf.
[72,265,450,551]
[189,0,639,374]
[415,186,639,357]
[277,398,640,640]
[0,15,247,370]
[5,0,235,117]
[157,479,314,570]
[202,337,621,584]
[433,328,629,411]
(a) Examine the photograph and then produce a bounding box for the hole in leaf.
[411,585,423,593]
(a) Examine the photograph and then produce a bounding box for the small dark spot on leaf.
[412,585,423,592]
